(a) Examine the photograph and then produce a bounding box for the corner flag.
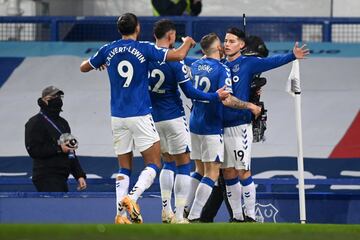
[286,59,301,96]
[287,59,306,224]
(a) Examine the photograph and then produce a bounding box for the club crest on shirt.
[232,64,240,73]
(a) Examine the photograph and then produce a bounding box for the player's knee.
[173,152,190,166]
[194,159,204,173]
[223,167,237,179]
[239,170,251,180]
[161,152,173,162]
[205,167,220,181]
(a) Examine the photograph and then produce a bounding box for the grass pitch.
[0,223,359,240]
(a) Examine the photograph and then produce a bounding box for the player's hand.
[293,42,310,59]
[97,64,107,71]
[216,85,230,100]
[182,36,196,48]
[60,143,77,153]
[249,103,262,119]
[221,95,233,107]
[77,177,87,191]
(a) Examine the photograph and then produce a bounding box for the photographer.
[151,0,202,16]
[25,86,86,192]
[244,35,269,143]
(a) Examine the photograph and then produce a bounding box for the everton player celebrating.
[149,19,229,224]
[80,13,196,224]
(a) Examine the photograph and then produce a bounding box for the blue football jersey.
[149,57,220,122]
[223,53,296,127]
[148,60,189,122]
[189,58,232,135]
[89,39,168,118]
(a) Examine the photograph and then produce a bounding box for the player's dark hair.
[153,19,176,39]
[200,32,219,52]
[117,13,138,35]
[226,27,246,41]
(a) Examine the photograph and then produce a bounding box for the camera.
[59,133,78,148]
[249,75,266,103]
[242,35,269,143]
[67,138,78,148]
[58,133,78,159]
[250,76,268,143]
[252,102,267,142]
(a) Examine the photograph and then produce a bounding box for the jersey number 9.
[117,60,134,88]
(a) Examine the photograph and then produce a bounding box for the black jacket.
[25,103,86,181]
[152,0,187,16]
[151,0,202,16]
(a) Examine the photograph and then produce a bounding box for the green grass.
[0,223,359,240]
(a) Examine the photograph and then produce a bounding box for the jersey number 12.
[194,75,211,93]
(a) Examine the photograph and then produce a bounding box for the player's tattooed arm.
[222,95,261,118]
[222,95,247,108]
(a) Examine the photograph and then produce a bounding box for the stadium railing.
[1,16,360,42]
[1,178,360,194]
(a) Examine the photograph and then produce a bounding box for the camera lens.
[68,139,77,148]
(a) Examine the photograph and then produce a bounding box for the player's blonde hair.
[200,33,220,56]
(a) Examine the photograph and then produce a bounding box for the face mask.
[47,97,63,112]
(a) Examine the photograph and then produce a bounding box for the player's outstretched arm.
[166,36,196,61]
[222,95,261,118]
[248,42,310,75]
[80,60,106,72]
[180,80,222,102]
[80,60,94,72]
[293,42,310,59]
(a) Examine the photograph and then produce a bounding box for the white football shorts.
[155,116,191,155]
[190,133,224,163]
[111,114,160,155]
[222,124,253,170]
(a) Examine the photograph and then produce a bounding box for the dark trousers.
[200,171,233,222]
[32,176,69,192]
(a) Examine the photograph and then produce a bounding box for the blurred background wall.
[0,0,360,17]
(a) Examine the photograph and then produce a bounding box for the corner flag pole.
[287,59,306,224]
